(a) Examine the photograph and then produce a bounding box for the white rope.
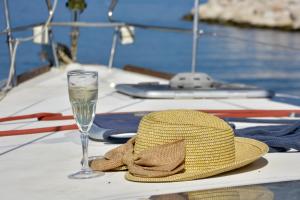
[1,0,58,97]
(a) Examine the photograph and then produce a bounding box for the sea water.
[1,0,300,95]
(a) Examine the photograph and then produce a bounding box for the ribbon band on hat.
[91,137,185,178]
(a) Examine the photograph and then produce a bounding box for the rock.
[188,0,300,30]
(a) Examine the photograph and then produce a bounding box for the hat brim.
[125,137,268,182]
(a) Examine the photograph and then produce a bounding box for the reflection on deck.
[150,180,300,200]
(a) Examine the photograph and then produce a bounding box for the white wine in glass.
[68,70,104,179]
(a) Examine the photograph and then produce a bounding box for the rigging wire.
[0,0,58,100]
[2,21,300,52]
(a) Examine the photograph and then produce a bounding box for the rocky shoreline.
[184,0,300,31]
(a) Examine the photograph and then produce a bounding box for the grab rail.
[106,0,200,70]
[1,0,300,101]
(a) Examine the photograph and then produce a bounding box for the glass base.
[68,169,104,179]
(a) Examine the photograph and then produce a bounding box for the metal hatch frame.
[115,83,274,99]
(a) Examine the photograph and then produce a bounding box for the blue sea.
[1,0,300,95]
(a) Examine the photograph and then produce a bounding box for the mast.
[191,0,199,73]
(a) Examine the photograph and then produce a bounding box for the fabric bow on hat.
[90,137,185,178]
[90,110,268,182]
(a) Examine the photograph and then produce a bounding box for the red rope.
[0,124,77,137]
[1,109,300,137]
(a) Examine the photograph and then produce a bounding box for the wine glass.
[67,70,104,179]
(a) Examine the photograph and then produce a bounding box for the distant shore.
[184,0,300,31]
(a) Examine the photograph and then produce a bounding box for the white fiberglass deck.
[1,64,300,200]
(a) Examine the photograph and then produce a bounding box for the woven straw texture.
[126,110,268,182]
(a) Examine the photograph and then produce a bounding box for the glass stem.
[80,132,90,171]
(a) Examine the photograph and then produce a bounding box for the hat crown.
[134,110,235,172]
[147,110,231,130]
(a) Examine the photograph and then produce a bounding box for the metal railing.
[0,0,201,94]
[1,0,300,100]
[106,0,200,70]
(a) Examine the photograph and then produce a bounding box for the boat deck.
[1,64,300,199]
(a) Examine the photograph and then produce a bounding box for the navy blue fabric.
[234,121,300,152]
[93,113,142,134]
[91,113,142,143]
[92,113,300,152]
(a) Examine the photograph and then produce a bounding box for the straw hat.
[91,110,268,182]
[149,186,273,200]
